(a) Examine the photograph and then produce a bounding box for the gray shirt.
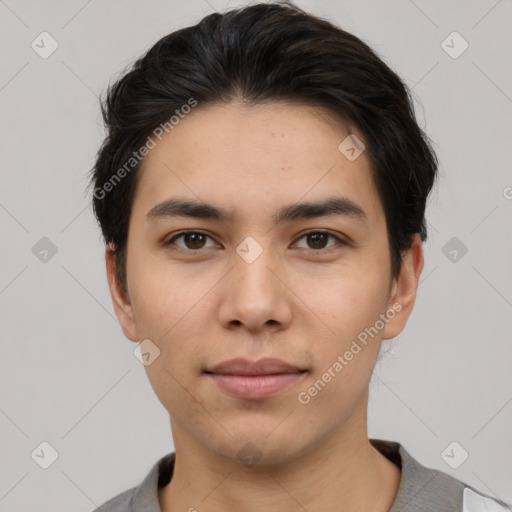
[92,438,511,511]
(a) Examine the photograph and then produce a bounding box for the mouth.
[204,357,307,400]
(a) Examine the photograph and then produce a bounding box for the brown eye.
[307,232,329,249]
[183,233,207,249]
[165,231,215,251]
[294,231,345,251]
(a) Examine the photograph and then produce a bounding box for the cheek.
[129,258,214,352]
[128,255,206,335]
[307,269,389,342]
[299,273,389,398]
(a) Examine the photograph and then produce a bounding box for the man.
[88,2,511,511]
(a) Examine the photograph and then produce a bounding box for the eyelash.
[163,230,347,253]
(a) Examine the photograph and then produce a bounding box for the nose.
[217,239,293,333]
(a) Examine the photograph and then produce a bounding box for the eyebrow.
[145,196,368,225]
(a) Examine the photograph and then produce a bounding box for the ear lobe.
[105,244,139,342]
[382,233,425,340]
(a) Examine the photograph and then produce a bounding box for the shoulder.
[91,485,137,512]
[90,452,175,512]
[463,486,512,512]
[370,439,511,512]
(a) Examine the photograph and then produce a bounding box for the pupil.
[309,233,327,249]
[186,233,204,249]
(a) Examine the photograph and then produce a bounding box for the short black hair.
[87,0,438,298]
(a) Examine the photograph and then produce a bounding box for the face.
[106,100,423,464]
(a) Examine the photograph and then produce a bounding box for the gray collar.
[128,439,464,512]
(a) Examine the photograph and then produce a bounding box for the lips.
[205,357,305,376]
[204,357,307,400]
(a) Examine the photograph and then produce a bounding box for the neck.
[158,414,401,512]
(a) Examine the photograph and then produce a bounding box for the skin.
[106,100,424,512]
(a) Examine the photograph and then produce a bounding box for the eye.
[164,231,217,251]
[163,230,347,252]
[293,230,346,251]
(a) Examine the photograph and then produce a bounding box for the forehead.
[132,101,382,226]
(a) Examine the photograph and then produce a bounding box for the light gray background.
[1,0,511,510]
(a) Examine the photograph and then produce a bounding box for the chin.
[208,427,307,467]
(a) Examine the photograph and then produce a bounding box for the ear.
[381,233,424,340]
[105,244,139,342]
